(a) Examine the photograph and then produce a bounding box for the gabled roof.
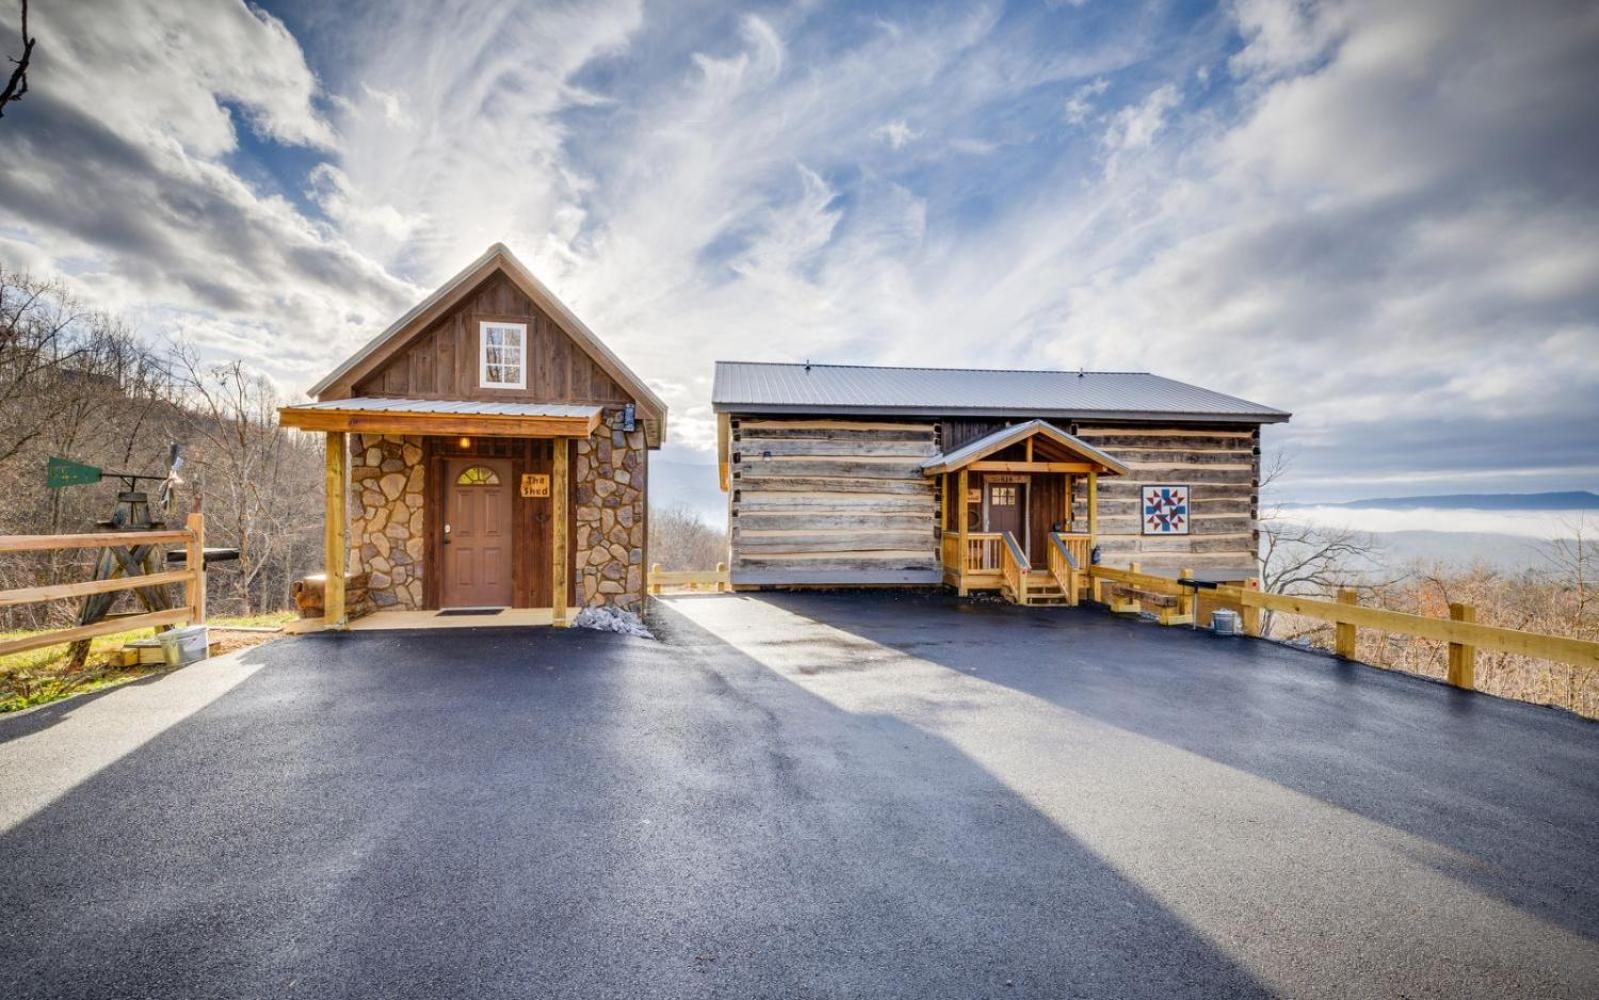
[920,419,1130,476]
[712,361,1289,424]
[308,243,667,438]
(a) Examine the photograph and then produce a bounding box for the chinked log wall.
[1070,424,1260,570]
[728,419,942,585]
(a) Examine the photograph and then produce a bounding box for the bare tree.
[0,0,32,119]
[1255,449,1387,636]
[1539,514,1594,630]
[167,344,322,615]
[649,503,726,571]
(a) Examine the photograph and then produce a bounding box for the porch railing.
[942,532,1005,574]
[999,532,1029,603]
[1046,532,1090,607]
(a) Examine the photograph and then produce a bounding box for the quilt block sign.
[1142,485,1190,535]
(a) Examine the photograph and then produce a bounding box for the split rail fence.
[0,514,206,659]
[1087,562,1599,692]
[648,562,731,595]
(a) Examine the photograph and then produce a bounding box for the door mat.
[436,608,506,617]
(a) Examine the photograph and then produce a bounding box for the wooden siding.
[728,418,941,585]
[352,272,632,406]
[1072,423,1259,570]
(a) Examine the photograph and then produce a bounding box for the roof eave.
[713,402,1291,424]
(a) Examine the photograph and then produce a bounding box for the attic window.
[480,321,526,389]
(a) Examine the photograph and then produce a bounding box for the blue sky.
[0,0,1595,507]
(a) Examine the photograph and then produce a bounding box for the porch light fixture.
[458,437,472,449]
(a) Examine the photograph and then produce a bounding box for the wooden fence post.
[1178,567,1194,625]
[1241,577,1261,637]
[1447,603,1476,689]
[1335,588,1358,658]
[184,512,206,625]
[649,563,662,595]
[715,562,727,593]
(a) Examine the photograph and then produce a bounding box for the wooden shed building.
[280,244,666,627]
[712,362,1289,603]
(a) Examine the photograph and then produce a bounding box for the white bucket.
[1210,609,1241,636]
[158,625,210,666]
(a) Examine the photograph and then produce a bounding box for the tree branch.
[0,0,33,119]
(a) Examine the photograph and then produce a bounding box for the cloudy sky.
[1,0,1595,504]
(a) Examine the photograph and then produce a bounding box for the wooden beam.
[324,431,347,628]
[1335,588,1357,657]
[185,512,206,623]
[717,412,731,491]
[1447,603,1475,689]
[966,461,1095,473]
[552,437,570,627]
[0,569,191,607]
[0,607,191,659]
[279,407,599,439]
[1087,471,1098,542]
[956,468,969,597]
[0,529,190,554]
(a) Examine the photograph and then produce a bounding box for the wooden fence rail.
[648,562,730,595]
[1085,562,1599,692]
[0,514,205,659]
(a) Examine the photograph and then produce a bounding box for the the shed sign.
[1141,485,1190,535]
[521,473,550,498]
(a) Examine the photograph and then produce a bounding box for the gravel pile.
[572,606,654,638]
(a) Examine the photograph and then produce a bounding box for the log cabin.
[279,244,666,627]
[711,362,1289,604]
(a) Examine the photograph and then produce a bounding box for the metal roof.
[712,361,1289,423]
[920,420,1131,477]
[282,398,603,419]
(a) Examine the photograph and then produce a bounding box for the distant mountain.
[1282,491,1599,511]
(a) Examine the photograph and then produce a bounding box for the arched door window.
[455,465,501,487]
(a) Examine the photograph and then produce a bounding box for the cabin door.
[984,478,1028,557]
[443,457,515,607]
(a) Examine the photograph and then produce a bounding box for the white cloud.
[873,120,921,150]
[1102,83,1181,152]
[1063,77,1109,125]
[0,0,1593,506]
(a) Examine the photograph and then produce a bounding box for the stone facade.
[574,418,648,612]
[349,434,426,610]
[345,421,647,613]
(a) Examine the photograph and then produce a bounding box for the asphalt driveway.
[2,591,1596,998]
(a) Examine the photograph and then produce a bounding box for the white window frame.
[479,321,527,389]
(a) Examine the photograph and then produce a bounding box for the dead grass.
[0,611,294,714]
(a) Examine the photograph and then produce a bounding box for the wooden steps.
[1013,571,1071,607]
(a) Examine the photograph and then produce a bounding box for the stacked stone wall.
[349,434,425,609]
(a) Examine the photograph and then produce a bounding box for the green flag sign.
[46,457,102,489]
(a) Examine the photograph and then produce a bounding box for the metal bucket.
[1210,609,1241,636]
[158,625,210,666]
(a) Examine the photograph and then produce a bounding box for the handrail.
[1047,532,1081,607]
[999,531,1029,603]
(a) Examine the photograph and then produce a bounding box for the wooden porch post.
[552,437,570,627]
[1087,471,1098,543]
[956,468,970,596]
[324,431,347,629]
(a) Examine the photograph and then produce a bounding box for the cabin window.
[455,465,501,486]
[480,321,527,389]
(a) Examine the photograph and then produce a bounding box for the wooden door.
[443,457,514,607]
[985,479,1028,556]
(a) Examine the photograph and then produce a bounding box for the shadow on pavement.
[0,615,1268,999]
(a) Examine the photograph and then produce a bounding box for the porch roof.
[277,398,604,438]
[920,419,1130,476]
